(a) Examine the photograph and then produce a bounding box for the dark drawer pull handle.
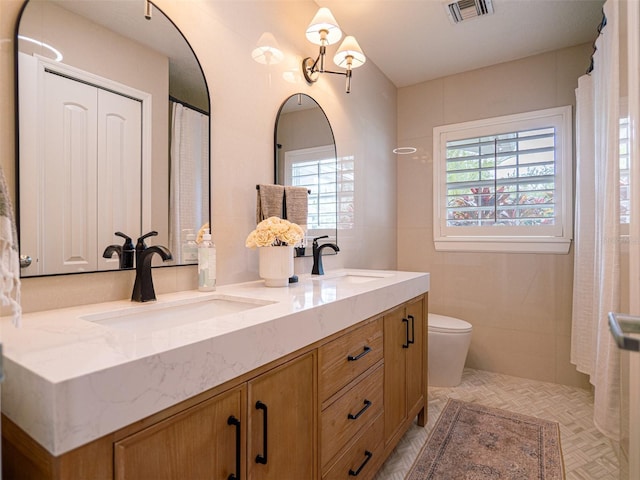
[402,318,410,348]
[347,399,372,420]
[255,401,268,465]
[348,450,373,476]
[227,415,241,480]
[408,314,415,345]
[347,345,371,361]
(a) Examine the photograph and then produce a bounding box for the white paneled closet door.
[37,72,142,274]
[96,89,142,271]
[42,72,98,274]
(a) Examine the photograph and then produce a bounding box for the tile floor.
[374,368,620,480]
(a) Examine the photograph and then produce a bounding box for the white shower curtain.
[169,102,210,263]
[571,0,621,440]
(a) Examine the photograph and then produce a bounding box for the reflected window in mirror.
[283,149,354,233]
[15,0,210,276]
[337,155,355,231]
[284,146,336,237]
[275,94,338,256]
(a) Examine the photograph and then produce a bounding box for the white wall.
[0,0,397,313]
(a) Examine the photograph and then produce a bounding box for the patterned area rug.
[407,398,565,479]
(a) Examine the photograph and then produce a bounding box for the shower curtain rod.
[586,10,608,74]
[169,95,209,116]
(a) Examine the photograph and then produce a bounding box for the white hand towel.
[0,167,21,327]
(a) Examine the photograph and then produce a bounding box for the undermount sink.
[82,294,275,333]
[312,271,394,284]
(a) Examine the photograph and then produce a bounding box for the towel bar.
[256,185,310,194]
[608,312,640,352]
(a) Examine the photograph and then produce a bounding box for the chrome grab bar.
[608,312,640,352]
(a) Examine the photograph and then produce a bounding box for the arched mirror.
[274,94,338,257]
[16,0,210,276]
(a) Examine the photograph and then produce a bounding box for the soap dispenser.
[181,229,198,264]
[198,229,216,291]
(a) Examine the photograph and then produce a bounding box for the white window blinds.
[433,105,572,253]
[445,127,556,227]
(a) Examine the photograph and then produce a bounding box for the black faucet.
[312,235,340,275]
[102,232,135,269]
[131,232,172,302]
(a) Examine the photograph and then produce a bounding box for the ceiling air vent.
[445,0,494,24]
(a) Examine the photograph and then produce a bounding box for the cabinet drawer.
[319,317,383,402]
[321,364,383,468]
[322,412,384,480]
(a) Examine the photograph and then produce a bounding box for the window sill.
[434,238,572,254]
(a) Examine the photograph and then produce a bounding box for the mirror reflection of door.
[16,0,210,276]
[19,55,146,276]
[274,94,338,255]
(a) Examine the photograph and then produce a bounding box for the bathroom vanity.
[0,269,429,479]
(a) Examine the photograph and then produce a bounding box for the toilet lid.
[428,313,473,333]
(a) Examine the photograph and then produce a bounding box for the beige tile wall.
[396,44,593,388]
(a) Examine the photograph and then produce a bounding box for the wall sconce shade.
[305,7,342,46]
[333,36,366,69]
[302,7,366,93]
[252,32,284,65]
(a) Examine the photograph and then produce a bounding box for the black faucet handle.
[312,235,329,245]
[115,232,134,248]
[136,231,158,250]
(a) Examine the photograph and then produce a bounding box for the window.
[433,106,573,253]
[620,116,630,226]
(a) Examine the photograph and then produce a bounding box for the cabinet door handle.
[348,450,373,476]
[255,401,268,465]
[347,399,372,420]
[347,345,371,361]
[227,415,241,480]
[408,314,415,345]
[402,318,410,348]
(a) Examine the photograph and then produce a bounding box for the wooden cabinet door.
[406,296,425,415]
[383,305,407,443]
[384,296,427,445]
[247,352,316,480]
[114,386,245,480]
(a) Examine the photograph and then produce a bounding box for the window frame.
[432,105,573,254]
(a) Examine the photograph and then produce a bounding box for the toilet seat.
[428,313,472,334]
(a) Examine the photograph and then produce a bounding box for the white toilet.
[428,313,473,387]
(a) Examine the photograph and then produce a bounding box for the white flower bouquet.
[245,217,304,248]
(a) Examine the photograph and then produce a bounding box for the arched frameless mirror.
[16,0,210,277]
[274,94,338,257]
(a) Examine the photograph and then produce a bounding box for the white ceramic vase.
[259,246,294,287]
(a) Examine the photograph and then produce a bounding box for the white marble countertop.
[0,269,429,456]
